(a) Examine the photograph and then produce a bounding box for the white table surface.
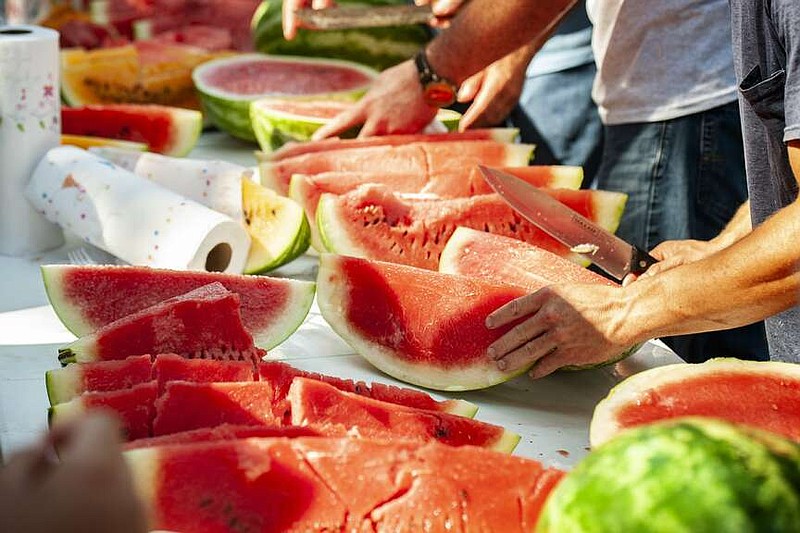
[0,135,684,469]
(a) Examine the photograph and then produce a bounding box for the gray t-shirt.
[730,0,800,362]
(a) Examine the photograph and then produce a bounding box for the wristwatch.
[414,49,458,108]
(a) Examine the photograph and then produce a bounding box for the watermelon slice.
[317,254,534,390]
[192,53,377,141]
[259,140,534,195]
[124,437,565,532]
[258,361,478,422]
[46,354,153,406]
[40,264,316,350]
[57,283,263,365]
[153,382,281,436]
[123,424,323,450]
[317,185,627,270]
[49,382,157,440]
[590,358,800,447]
[290,377,519,452]
[153,353,256,393]
[60,134,149,152]
[61,104,202,156]
[290,165,583,251]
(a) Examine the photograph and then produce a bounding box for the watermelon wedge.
[123,424,323,451]
[317,185,627,270]
[60,134,149,152]
[124,437,565,532]
[270,127,519,161]
[590,358,800,448]
[317,254,532,390]
[57,283,263,365]
[153,353,256,393]
[46,354,153,406]
[259,140,534,195]
[290,377,519,452]
[49,382,157,440]
[40,264,316,350]
[61,104,202,156]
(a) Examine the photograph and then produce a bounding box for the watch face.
[424,81,456,108]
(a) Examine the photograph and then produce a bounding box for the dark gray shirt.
[730,0,800,362]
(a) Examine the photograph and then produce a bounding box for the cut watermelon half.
[40,264,316,350]
[317,254,532,391]
[46,354,153,406]
[259,140,534,195]
[317,185,627,270]
[270,127,519,161]
[124,437,565,532]
[590,358,800,448]
[61,104,202,157]
[192,53,378,141]
[57,283,263,365]
[290,377,519,452]
[289,165,583,251]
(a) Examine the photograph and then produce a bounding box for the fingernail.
[486,346,495,359]
[497,360,507,370]
[485,316,494,328]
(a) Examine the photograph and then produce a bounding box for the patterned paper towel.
[25,146,251,273]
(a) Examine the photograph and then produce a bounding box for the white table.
[0,136,684,468]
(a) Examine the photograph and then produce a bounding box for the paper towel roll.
[90,148,246,222]
[0,25,64,255]
[26,146,251,273]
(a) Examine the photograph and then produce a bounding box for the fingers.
[431,0,463,17]
[312,105,365,140]
[312,0,334,9]
[459,87,493,130]
[456,71,483,104]
[527,349,564,379]
[487,315,547,361]
[486,291,547,329]
[282,0,305,40]
[495,334,558,374]
[621,273,638,287]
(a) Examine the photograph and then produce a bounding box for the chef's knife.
[478,165,658,281]
[295,4,434,30]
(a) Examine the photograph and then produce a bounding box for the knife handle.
[630,246,659,276]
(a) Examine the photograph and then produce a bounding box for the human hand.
[0,413,147,533]
[485,284,635,379]
[312,59,439,139]
[414,0,465,28]
[282,0,337,40]
[456,44,531,130]
[621,239,719,286]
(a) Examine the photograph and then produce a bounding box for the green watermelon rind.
[288,174,328,252]
[45,366,82,406]
[163,107,204,157]
[316,253,531,392]
[537,418,800,533]
[250,0,431,71]
[589,358,800,449]
[40,265,316,351]
[193,54,377,141]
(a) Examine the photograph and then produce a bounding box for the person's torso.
[729,0,800,362]
[526,2,594,77]
[586,0,737,124]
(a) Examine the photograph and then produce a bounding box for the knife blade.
[478,165,658,281]
[296,5,434,30]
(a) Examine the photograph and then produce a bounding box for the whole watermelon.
[537,418,800,532]
[251,0,431,71]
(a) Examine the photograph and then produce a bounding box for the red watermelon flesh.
[317,254,535,391]
[60,104,202,157]
[152,381,280,436]
[50,382,157,440]
[153,353,256,393]
[124,424,322,450]
[46,354,152,406]
[124,437,564,532]
[270,128,517,161]
[318,184,627,270]
[148,25,233,51]
[41,264,315,350]
[260,140,533,194]
[57,283,263,365]
[440,227,617,288]
[590,359,800,447]
[289,378,519,452]
[258,361,477,423]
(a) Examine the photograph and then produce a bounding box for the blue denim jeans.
[596,101,768,362]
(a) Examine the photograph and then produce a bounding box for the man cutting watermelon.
[286,0,800,375]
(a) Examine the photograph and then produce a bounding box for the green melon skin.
[537,418,800,533]
[251,0,431,71]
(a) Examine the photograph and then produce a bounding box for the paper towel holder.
[205,243,233,272]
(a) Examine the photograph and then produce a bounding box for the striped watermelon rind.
[251,0,431,71]
[192,54,377,141]
[537,418,800,532]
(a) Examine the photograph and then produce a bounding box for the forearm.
[426,0,576,85]
[617,199,800,344]
[709,201,752,249]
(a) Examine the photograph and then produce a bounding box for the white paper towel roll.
[26,147,251,273]
[0,25,64,255]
